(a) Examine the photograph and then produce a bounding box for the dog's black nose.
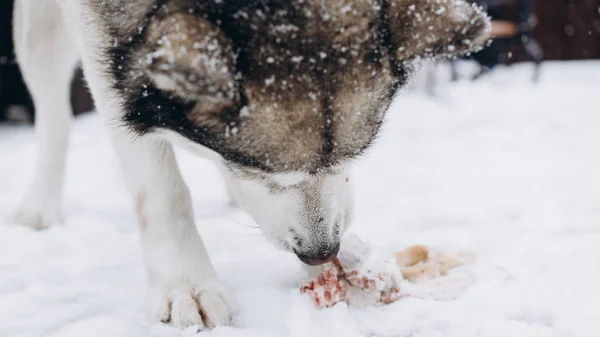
[295,243,340,266]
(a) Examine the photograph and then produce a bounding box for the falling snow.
[1,61,599,337]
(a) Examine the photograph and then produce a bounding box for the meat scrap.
[300,235,474,308]
[300,258,402,308]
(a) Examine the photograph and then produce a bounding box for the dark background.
[0,0,92,123]
[1,0,599,123]
[495,0,600,61]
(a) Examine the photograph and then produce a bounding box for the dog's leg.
[11,0,79,229]
[37,0,234,327]
[109,132,233,328]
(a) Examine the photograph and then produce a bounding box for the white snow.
[1,61,600,337]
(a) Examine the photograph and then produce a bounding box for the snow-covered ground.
[1,61,599,337]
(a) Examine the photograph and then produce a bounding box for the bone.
[300,234,475,308]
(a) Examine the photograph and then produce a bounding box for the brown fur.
[388,0,491,60]
[107,0,490,173]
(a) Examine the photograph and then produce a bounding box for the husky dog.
[12,0,489,329]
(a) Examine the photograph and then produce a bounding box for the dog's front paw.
[148,282,233,329]
[11,203,61,230]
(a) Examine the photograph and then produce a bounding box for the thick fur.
[11,0,490,329]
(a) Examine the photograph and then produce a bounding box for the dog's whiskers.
[220,212,261,229]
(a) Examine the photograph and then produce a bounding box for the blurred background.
[1,0,599,122]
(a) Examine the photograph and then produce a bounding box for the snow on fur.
[1,61,599,337]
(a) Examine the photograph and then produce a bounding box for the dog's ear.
[142,13,238,110]
[387,0,491,61]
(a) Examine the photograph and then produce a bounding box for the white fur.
[12,0,78,229]
[12,0,232,328]
[11,0,354,329]
[271,172,310,186]
[221,167,353,252]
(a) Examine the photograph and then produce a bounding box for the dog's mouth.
[293,243,341,266]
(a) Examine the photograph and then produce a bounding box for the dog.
[11,0,490,329]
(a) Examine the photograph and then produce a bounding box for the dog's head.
[113,0,490,264]
[220,165,352,265]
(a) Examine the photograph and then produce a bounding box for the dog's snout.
[295,243,340,266]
